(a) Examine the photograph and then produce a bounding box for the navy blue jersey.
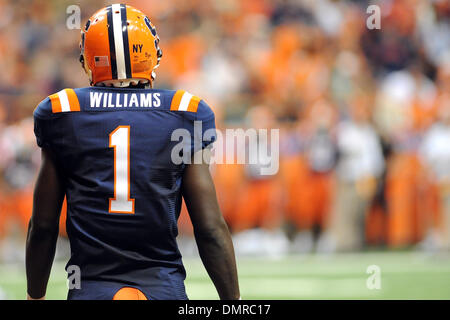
[33,87,216,299]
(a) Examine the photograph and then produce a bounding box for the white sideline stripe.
[178,92,193,111]
[112,4,126,80]
[57,89,71,112]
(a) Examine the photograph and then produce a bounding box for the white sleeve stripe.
[112,3,127,80]
[178,92,193,111]
[57,89,71,112]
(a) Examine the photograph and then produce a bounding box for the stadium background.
[0,0,450,299]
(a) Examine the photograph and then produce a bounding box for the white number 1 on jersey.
[109,126,135,214]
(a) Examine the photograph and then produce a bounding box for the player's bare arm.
[182,149,240,300]
[26,148,65,300]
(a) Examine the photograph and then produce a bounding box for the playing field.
[1,250,450,300]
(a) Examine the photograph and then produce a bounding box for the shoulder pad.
[33,97,52,119]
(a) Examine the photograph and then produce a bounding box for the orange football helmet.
[80,4,162,87]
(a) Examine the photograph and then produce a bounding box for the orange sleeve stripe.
[170,90,185,111]
[49,93,62,113]
[65,89,81,111]
[187,95,201,113]
[49,89,81,113]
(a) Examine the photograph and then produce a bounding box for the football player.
[26,4,240,300]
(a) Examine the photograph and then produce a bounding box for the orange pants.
[213,163,246,228]
[365,205,387,245]
[0,192,10,239]
[0,189,33,238]
[113,287,148,300]
[231,179,281,232]
[177,200,193,236]
[177,164,246,236]
[295,171,333,229]
[385,153,437,247]
[281,155,333,230]
[5,190,68,238]
[281,155,309,226]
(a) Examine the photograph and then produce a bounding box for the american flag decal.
[94,56,110,67]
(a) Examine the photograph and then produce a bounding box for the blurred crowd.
[0,0,450,260]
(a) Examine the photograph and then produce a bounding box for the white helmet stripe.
[111,4,127,80]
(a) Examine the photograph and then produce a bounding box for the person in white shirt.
[420,91,450,250]
[328,98,385,251]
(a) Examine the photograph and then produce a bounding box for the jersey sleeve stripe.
[178,91,193,111]
[65,89,81,111]
[170,90,185,110]
[49,93,62,113]
[58,89,72,112]
[49,89,80,113]
[187,95,201,112]
[170,90,200,112]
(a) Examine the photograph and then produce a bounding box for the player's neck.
[93,82,151,89]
